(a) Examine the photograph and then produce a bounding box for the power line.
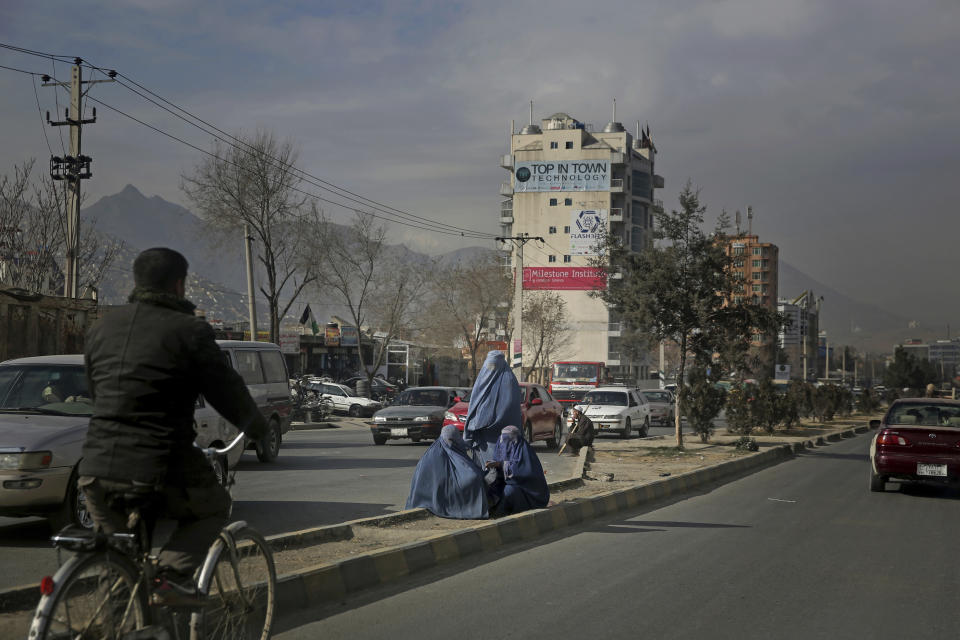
[80,90,492,238]
[2,42,500,239]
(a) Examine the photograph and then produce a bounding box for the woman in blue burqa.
[463,350,521,468]
[485,425,549,516]
[405,424,489,519]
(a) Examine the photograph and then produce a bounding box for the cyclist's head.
[133,248,189,296]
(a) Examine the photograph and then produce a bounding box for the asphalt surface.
[0,417,580,590]
[274,432,960,640]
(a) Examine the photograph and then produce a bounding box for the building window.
[549,141,558,149]
[564,226,570,233]
[549,198,557,206]
[565,141,574,149]
[564,198,572,206]
[752,284,761,292]
[734,259,744,268]
[752,247,763,256]
[548,226,557,234]
[734,247,745,255]
[548,255,557,263]
[563,255,572,263]
[752,260,762,268]
[752,272,762,281]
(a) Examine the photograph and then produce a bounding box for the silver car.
[0,354,244,530]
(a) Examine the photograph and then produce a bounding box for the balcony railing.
[609,208,623,222]
[500,181,513,196]
[500,154,513,169]
[610,178,624,192]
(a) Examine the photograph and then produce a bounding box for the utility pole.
[496,233,544,382]
[44,59,114,298]
[244,224,258,340]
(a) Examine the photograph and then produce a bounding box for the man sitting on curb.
[564,407,595,453]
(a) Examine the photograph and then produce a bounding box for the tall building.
[778,291,820,380]
[500,110,663,382]
[726,234,779,314]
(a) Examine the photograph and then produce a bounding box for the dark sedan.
[869,398,960,492]
[369,386,469,445]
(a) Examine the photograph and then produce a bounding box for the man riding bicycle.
[78,247,268,606]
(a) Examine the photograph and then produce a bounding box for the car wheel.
[525,422,534,444]
[349,404,362,418]
[546,419,562,449]
[50,469,93,531]
[256,419,282,463]
[870,469,886,492]
[642,417,650,437]
[373,433,388,445]
[621,417,632,439]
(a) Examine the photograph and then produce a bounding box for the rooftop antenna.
[519,100,541,134]
[735,210,742,234]
[747,206,754,236]
[530,100,534,126]
[612,98,617,122]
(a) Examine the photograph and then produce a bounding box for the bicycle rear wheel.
[29,550,148,640]
[192,524,276,640]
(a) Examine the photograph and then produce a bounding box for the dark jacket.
[79,289,268,486]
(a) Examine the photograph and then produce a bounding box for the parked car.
[370,386,469,445]
[342,376,399,402]
[306,380,382,417]
[574,386,649,439]
[441,382,564,448]
[637,389,675,428]
[869,398,960,492]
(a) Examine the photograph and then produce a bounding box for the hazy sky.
[2,0,959,325]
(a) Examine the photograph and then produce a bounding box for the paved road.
[0,418,578,590]
[275,432,960,640]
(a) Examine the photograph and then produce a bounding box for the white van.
[194,341,293,467]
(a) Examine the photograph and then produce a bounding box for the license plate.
[917,463,947,477]
[390,428,408,437]
[597,424,608,429]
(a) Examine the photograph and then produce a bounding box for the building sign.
[775,364,791,381]
[522,267,606,291]
[513,160,610,192]
[570,209,607,255]
[325,325,340,346]
[279,328,301,355]
[340,325,359,346]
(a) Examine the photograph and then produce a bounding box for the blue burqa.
[405,425,489,519]
[490,425,550,516]
[464,350,522,466]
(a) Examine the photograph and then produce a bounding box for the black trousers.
[79,475,231,576]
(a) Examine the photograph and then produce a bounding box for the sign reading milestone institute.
[522,267,606,291]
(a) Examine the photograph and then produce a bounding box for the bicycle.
[28,433,276,640]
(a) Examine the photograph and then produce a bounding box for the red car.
[442,382,564,448]
[869,398,960,492]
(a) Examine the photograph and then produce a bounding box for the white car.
[308,381,382,417]
[637,389,676,428]
[574,386,649,439]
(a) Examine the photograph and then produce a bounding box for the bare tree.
[425,255,511,382]
[0,160,122,296]
[309,213,426,385]
[522,291,571,383]
[182,129,315,343]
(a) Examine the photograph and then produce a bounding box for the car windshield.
[641,391,673,403]
[552,363,599,383]
[394,389,449,406]
[583,391,627,406]
[888,403,960,427]
[0,364,93,416]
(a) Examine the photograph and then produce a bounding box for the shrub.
[680,366,726,443]
[734,436,759,452]
[725,383,756,435]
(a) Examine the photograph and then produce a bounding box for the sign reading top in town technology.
[570,209,607,255]
[513,160,610,192]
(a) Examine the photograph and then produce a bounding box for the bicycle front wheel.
[192,524,276,640]
[29,550,149,640]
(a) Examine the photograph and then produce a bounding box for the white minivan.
[194,341,293,468]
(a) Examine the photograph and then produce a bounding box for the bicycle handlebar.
[198,432,246,457]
